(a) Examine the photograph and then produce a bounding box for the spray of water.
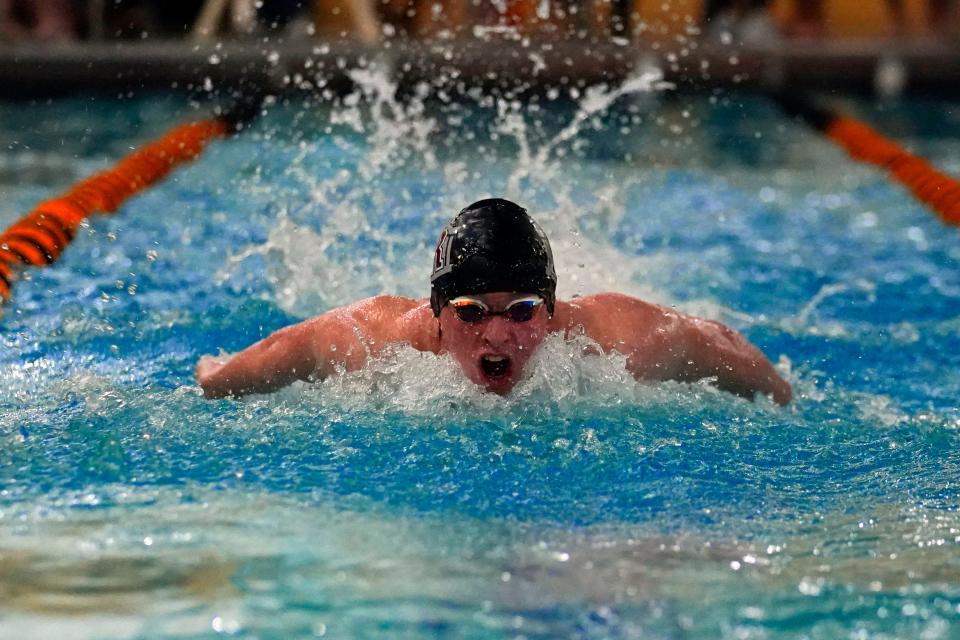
[198,64,814,408]
[226,66,677,307]
[288,333,748,418]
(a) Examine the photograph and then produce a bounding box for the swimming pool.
[2,73,959,638]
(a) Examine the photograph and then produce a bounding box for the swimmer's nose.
[480,315,513,345]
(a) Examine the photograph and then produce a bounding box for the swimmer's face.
[439,292,550,395]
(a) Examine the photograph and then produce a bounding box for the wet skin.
[196,291,791,404]
[437,292,550,395]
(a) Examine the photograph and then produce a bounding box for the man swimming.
[196,199,792,404]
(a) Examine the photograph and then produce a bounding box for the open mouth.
[480,355,511,379]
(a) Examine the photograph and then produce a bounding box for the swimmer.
[196,199,791,404]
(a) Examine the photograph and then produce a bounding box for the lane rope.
[0,95,263,303]
[777,93,960,227]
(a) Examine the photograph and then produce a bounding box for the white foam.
[284,334,739,418]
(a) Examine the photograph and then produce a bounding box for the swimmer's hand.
[195,355,227,397]
[194,340,310,399]
[194,317,327,399]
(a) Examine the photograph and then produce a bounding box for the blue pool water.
[1,75,960,639]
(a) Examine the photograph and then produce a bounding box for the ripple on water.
[2,89,960,638]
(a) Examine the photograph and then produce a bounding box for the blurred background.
[0,1,957,98]
[0,0,957,44]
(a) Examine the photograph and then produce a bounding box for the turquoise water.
[1,78,960,639]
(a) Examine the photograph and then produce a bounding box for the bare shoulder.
[348,294,424,319]
[304,295,416,324]
[303,295,435,351]
[551,292,681,342]
[561,292,670,316]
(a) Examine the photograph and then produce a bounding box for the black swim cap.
[430,199,557,317]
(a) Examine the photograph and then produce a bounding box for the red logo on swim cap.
[434,229,447,271]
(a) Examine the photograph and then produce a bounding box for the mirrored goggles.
[448,296,544,324]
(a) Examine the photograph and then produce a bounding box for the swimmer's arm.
[574,294,791,405]
[195,313,368,399]
[675,316,792,406]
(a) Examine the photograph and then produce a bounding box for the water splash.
[221,67,677,316]
[775,279,878,338]
[345,64,438,179]
[293,333,736,419]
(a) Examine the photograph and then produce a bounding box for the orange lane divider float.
[776,93,960,227]
[0,97,262,303]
